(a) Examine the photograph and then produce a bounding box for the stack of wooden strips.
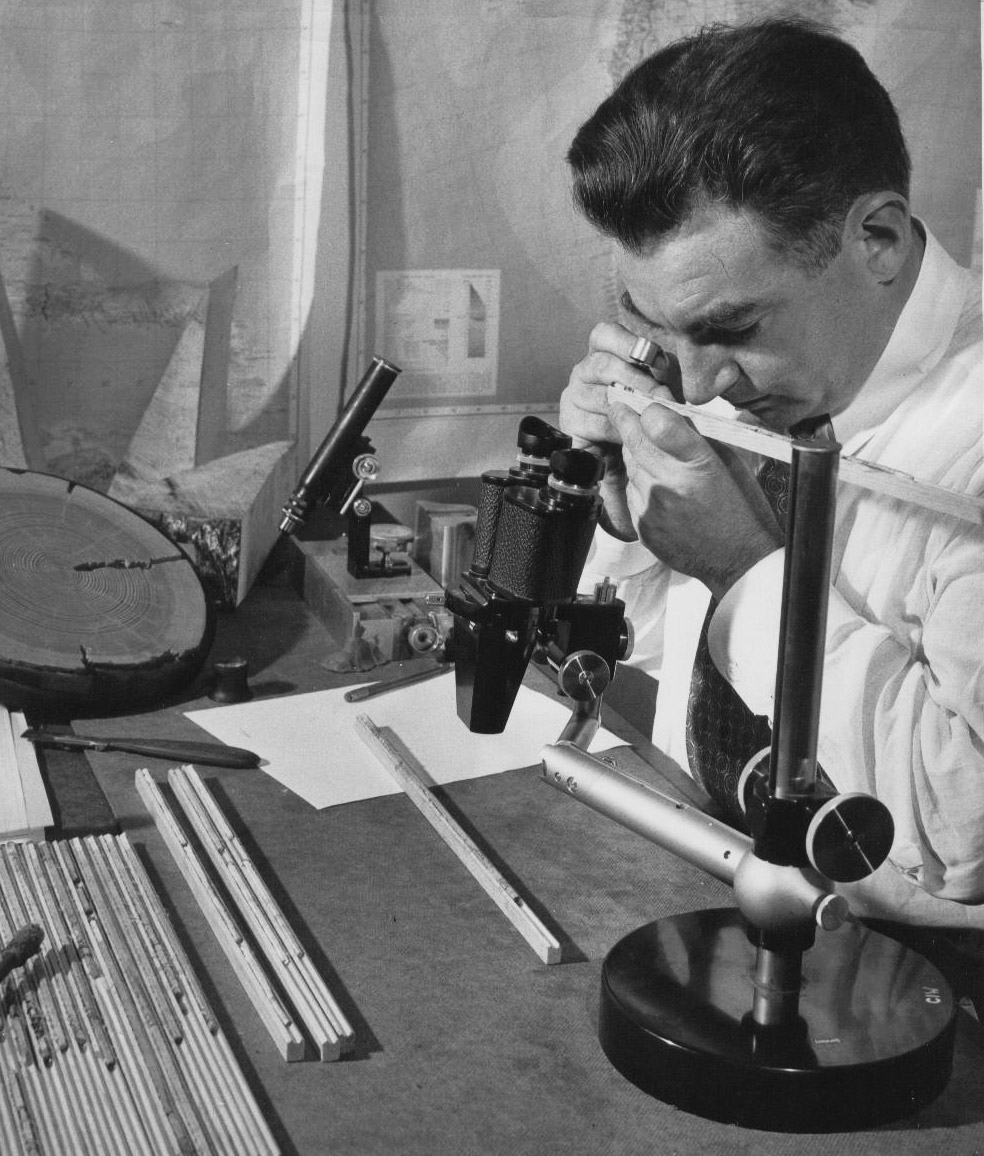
[0,708,53,843]
[137,766,355,1062]
[0,834,279,1156]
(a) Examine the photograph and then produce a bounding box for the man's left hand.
[609,393,783,600]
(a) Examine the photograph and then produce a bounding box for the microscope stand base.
[599,907,956,1132]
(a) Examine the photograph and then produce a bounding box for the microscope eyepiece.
[517,415,572,460]
[549,447,605,491]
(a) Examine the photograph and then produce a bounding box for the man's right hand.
[560,321,681,539]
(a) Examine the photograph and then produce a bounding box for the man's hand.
[560,322,680,539]
[609,396,783,600]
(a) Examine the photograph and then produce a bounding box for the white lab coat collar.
[835,224,970,452]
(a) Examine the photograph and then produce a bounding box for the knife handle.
[115,740,260,769]
[22,730,261,770]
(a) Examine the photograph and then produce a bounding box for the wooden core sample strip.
[608,382,984,526]
[0,834,279,1156]
[166,764,354,1061]
[136,767,307,1063]
[355,714,563,965]
[0,468,213,717]
[0,706,53,841]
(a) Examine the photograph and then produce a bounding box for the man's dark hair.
[567,18,911,270]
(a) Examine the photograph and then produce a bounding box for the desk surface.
[66,578,984,1156]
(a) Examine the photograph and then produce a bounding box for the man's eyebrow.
[620,289,762,335]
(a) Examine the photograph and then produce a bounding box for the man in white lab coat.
[561,18,983,1001]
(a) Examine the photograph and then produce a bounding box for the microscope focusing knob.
[352,453,380,480]
[406,620,440,653]
[556,649,612,702]
[805,792,895,882]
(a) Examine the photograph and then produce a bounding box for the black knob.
[209,657,252,704]
[805,793,896,882]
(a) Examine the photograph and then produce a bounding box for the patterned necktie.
[684,455,790,828]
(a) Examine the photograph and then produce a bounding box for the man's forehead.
[616,211,792,330]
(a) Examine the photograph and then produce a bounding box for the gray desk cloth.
[68,581,983,1156]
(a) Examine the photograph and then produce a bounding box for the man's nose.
[675,344,741,405]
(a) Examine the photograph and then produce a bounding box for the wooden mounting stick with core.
[608,382,984,526]
[136,768,307,1062]
[168,764,354,1060]
[355,714,562,964]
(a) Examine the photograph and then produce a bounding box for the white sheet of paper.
[185,675,619,809]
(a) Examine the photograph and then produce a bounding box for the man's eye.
[702,322,761,346]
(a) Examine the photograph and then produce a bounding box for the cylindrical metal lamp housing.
[770,442,840,799]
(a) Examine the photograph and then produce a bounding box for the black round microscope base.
[598,908,956,1132]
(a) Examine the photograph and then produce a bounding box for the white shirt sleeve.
[708,533,984,904]
[578,526,672,676]
[815,531,984,903]
[706,548,784,717]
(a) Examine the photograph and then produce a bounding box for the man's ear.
[843,191,913,284]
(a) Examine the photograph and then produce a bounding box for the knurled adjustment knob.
[550,447,605,490]
[557,649,611,702]
[805,792,896,882]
